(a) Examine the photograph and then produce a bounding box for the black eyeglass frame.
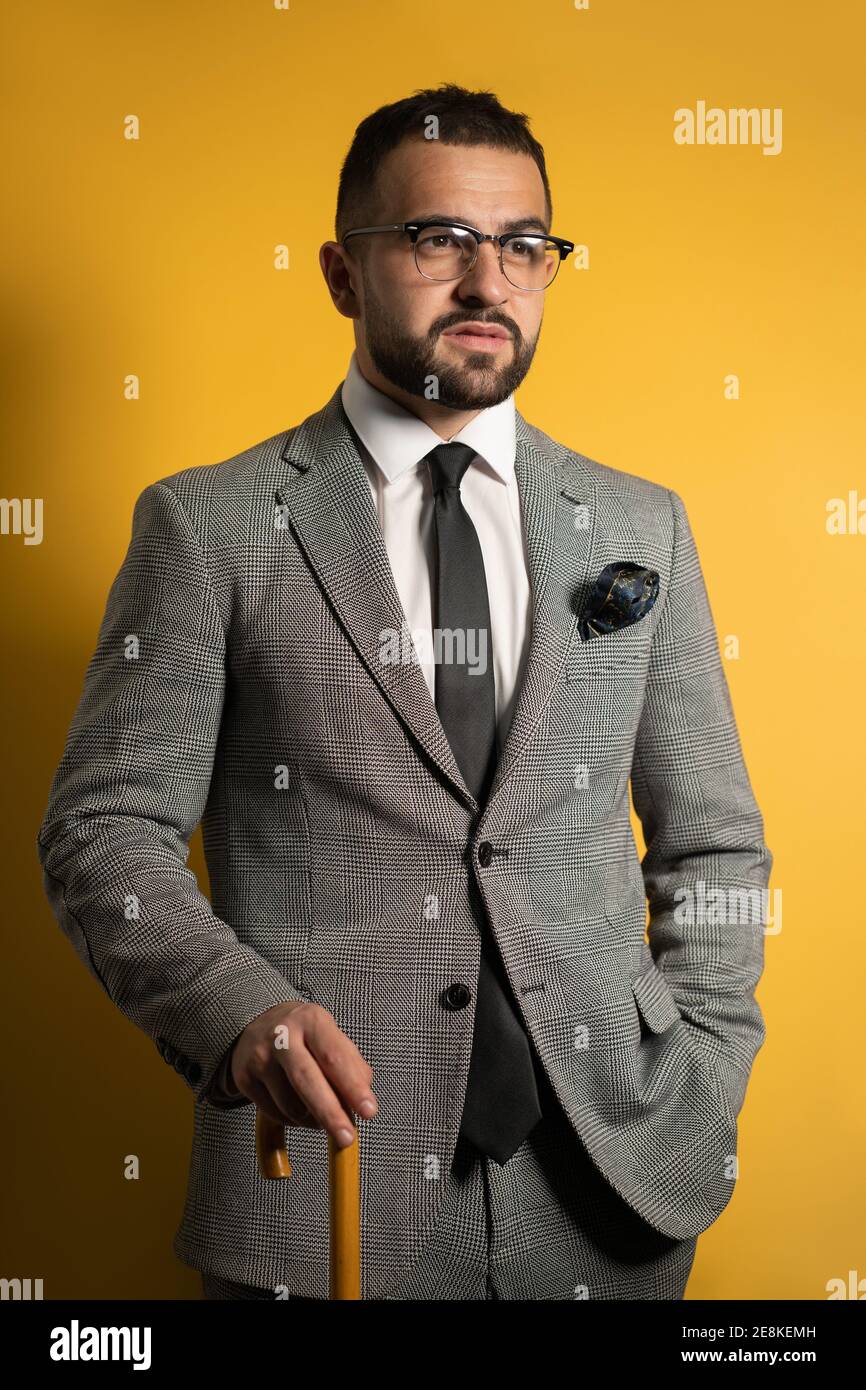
[340,219,575,290]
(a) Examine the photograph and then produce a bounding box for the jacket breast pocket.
[555,640,651,769]
[565,627,653,681]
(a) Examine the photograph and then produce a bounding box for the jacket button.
[441,982,471,1011]
[163,1043,176,1065]
[477,841,493,867]
[186,1061,202,1084]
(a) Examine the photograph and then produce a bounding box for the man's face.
[344,139,552,411]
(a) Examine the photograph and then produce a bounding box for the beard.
[361,280,539,410]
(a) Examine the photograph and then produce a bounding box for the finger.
[303,1009,378,1120]
[278,1040,358,1147]
[244,1073,317,1129]
[265,1057,324,1127]
[243,1076,287,1125]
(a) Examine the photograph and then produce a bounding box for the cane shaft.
[329,1130,361,1300]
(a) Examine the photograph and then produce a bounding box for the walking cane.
[255,1110,361,1300]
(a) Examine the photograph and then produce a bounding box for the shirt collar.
[340,349,516,485]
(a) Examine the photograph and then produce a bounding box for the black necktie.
[425,441,543,1165]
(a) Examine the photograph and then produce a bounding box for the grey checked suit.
[36,382,772,1299]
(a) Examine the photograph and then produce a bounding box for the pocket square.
[578,562,660,641]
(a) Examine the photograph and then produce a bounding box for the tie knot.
[425,441,477,496]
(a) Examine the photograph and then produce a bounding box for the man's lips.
[442,324,511,353]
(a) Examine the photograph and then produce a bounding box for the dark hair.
[335,83,553,245]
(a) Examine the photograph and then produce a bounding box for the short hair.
[335,82,553,247]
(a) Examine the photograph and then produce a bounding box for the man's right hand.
[228,1000,378,1148]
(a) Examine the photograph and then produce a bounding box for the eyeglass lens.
[414,225,560,289]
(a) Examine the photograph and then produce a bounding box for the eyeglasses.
[341,219,575,291]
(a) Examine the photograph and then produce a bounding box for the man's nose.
[455,240,510,303]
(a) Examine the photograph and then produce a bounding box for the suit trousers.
[199,1073,698,1301]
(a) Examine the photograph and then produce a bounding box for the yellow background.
[6,0,864,1299]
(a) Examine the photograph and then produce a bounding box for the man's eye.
[419,232,459,251]
[509,238,541,257]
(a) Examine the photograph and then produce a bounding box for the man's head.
[320,84,565,420]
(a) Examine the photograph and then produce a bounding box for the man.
[37,84,772,1301]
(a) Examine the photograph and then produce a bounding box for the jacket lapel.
[485,414,597,814]
[274,385,598,815]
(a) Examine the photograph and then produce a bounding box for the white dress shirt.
[340,350,532,758]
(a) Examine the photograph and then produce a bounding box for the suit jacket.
[36,383,772,1299]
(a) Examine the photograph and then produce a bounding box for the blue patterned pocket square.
[578,562,660,642]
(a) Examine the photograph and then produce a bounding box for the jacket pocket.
[630,962,683,1034]
[565,617,656,678]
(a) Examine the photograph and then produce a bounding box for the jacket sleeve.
[36,480,306,1105]
[630,487,773,1120]
[204,1039,249,1110]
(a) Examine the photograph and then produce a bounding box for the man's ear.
[319,241,361,319]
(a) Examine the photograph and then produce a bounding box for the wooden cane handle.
[255,1111,292,1179]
